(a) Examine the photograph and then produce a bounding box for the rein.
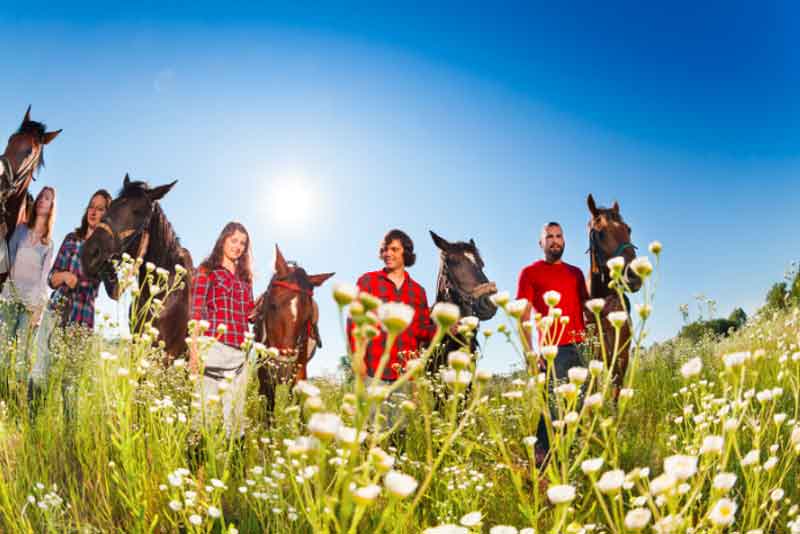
[589,228,637,294]
[437,254,497,312]
[94,204,154,261]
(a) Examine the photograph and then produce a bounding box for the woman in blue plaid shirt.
[29,189,118,413]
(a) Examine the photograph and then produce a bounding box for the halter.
[0,144,41,226]
[437,252,497,314]
[589,228,637,292]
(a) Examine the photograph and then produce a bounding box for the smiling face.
[87,193,109,230]
[381,239,406,272]
[223,230,248,264]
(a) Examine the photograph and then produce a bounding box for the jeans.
[536,343,585,454]
[198,341,250,436]
[0,298,36,383]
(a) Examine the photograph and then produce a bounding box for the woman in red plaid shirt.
[190,221,255,434]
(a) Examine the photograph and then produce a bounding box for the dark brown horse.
[586,194,642,394]
[428,231,498,373]
[0,107,61,286]
[253,245,333,414]
[82,175,193,360]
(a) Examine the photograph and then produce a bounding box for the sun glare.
[270,179,314,224]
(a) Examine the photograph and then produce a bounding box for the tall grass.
[0,250,798,533]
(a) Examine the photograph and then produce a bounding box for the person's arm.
[48,235,78,290]
[34,241,56,310]
[7,225,24,268]
[414,286,435,347]
[189,269,210,372]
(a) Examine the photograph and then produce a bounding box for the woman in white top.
[0,186,56,379]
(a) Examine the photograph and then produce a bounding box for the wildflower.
[635,303,651,319]
[680,357,702,379]
[564,411,579,425]
[286,436,318,456]
[586,298,606,314]
[352,484,381,505]
[308,413,341,440]
[506,299,527,318]
[384,471,418,498]
[378,302,415,334]
[117,367,130,377]
[713,472,736,491]
[589,360,604,375]
[489,527,518,534]
[723,351,749,368]
[459,316,479,331]
[555,383,578,400]
[764,456,778,471]
[448,351,471,370]
[709,498,737,527]
[459,511,483,527]
[541,345,558,361]
[606,256,625,275]
[189,514,203,526]
[293,380,321,398]
[630,256,653,278]
[624,508,652,531]
[547,484,576,504]
[649,473,677,495]
[332,282,359,306]
[522,436,537,449]
[543,290,561,307]
[608,311,628,328]
[584,393,603,409]
[490,291,510,307]
[100,351,117,361]
[208,506,222,518]
[424,526,469,534]
[700,435,724,455]
[771,488,785,502]
[596,469,625,493]
[649,241,662,255]
[475,369,492,382]
[664,455,697,480]
[568,367,588,384]
[168,500,182,511]
[741,449,760,466]
[619,388,634,399]
[432,302,460,328]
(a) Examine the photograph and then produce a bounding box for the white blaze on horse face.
[464,252,477,266]
[290,295,299,322]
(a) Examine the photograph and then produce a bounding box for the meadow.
[1,246,799,533]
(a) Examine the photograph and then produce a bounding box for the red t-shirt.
[516,260,588,346]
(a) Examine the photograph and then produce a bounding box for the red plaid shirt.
[191,267,254,349]
[350,269,435,380]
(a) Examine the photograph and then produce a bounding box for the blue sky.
[1,2,798,375]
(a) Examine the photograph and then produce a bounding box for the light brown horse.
[253,245,333,414]
[0,107,61,287]
[586,194,642,395]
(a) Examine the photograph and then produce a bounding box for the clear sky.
[1,2,798,375]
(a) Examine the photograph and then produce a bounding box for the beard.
[545,245,564,262]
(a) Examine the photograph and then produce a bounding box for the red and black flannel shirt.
[350,269,435,381]
[191,267,254,349]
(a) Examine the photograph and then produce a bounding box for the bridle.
[258,274,317,365]
[94,200,154,261]
[437,252,497,315]
[589,226,637,292]
[0,136,42,222]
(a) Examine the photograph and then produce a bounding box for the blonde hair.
[26,186,56,245]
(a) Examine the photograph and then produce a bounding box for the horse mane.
[147,202,185,267]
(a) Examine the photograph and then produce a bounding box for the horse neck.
[2,177,32,237]
[140,204,187,278]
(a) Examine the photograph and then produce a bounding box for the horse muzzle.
[624,266,643,293]
[471,282,498,320]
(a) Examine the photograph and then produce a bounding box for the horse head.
[1,106,61,229]
[431,230,498,321]
[255,245,334,371]
[587,194,642,293]
[82,174,176,277]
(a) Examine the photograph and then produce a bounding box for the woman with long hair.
[190,221,255,434]
[0,187,57,381]
[29,189,118,412]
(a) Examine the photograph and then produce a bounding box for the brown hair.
[75,189,112,240]
[199,221,254,285]
[26,186,57,245]
[379,228,416,267]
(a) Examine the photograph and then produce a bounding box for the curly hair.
[199,221,254,285]
[379,228,416,267]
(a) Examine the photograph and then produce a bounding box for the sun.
[270,179,314,224]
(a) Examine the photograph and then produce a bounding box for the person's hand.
[62,272,79,289]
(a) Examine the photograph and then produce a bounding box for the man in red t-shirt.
[516,221,589,460]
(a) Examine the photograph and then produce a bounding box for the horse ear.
[612,200,620,214]
[123,174,131,188]
[274,244,289,276]
[587,194,599,216]
[148,180,178,201]
[308,272,335,287]
[22,105,31,125]
[42,129,62,145]
[469,238,476,248]
[430,230,451,251]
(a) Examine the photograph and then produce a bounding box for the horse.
[585,194,642,395]
[253,245,333,415]
[428,230,498,374]
[0,107,61,286]
[81,175,193,361]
